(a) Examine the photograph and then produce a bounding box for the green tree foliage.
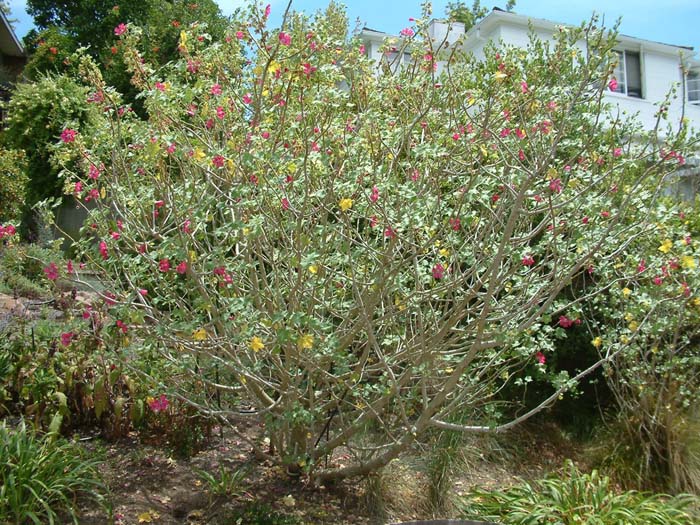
[446,0,515,30]
[1,74,96,237]
[0,149,27,223]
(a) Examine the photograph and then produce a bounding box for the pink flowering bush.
[53,4,695,481]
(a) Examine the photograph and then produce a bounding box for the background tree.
[446,0,515,30]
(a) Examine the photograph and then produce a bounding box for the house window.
[688,71,700,105]
[611,50,642,98]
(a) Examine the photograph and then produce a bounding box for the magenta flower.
[212,155,225,168]
[182,219,192,233]
[88,164,101,180]
[74,181,83,194]
[384,227,395,239]
[116,320,128,334]
[369,185,379,203]
[582,216,589,224]
[114,23,127,36]
[242,93,252,104]
[449,217,461,231]
[66,260,74,274]
[99,240,108,260]
[236,30,245,39]
[264,4,271,18]
[653,276,663,285]
[613,147,622,157]
[60,128,77,143]
[452,133,460,141]
[111,231,120,240]
[261,131,270,139]
[520,81,528,93]
[44,262,59,281]
[558,316,573,328]
[522,255,535,266]
[159,258,171,272]
[609,78,618,91]
[60,332,74,347]
[210,83,222,96]
[279,32,291,46]
[535,351,546,364]
[176,261,188,275]
[216,106,225,119]
[302,62,317,77]
[154,81,166,92]
[637,259,646,273]
[148,394,169,413]
[399,27,415,37]
[549,178,563,193]
[432,263,445,280]
[281,197,290,210]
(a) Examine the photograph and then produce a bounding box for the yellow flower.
[628,321,638,332]
[494,71,507,81]
[308,264,318,275]
[249,336,265,352]
[622,287,632,298]
[681,255,696,269]
[297,334,314,350]
[192,328,208,341]
[591,337,603,349]
[439,248,450,257]
[658,238,673,253]
[194,147,206,160]
[339,198,353,212]
[624,312,634,322]
[620,335,630,344]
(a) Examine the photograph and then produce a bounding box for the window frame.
[611,49,643,99]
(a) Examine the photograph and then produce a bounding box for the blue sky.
[6,0,700,55]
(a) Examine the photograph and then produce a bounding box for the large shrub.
[51,3,695,481]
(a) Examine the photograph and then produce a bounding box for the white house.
[360,9,700,197]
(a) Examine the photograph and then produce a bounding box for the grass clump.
[0,421,110,524]
[458,459,698,525]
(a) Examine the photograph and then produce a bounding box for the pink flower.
[515,128,526,139]
[66,260,74,274]
[449,217,461,231]
[558,316,573,329]
[154,81,166,92]
[210,83,222,96]
[384,227,395,239]
[114,23,127,36]
[182,219,192,234]
[236,30,245,39]
[159,258,171,272]
[212,155,225,168]
[518,149,526,161]
[370,215,378,228]
[60,128,77,143]
[281,197,290,210]
[138,243,147,254]
[582,216,589,224]
[600,210,610,218]
[369,185,379,203]
[242,93,252,104]
[609,77,618,91]
[432,263,445,280]
[520,81,528,93]
[399,27,415,37]
[176,261,188,275]
[302,62,317,77]
[549,178,563,193]
[535,351,546,364]
[138,288,148,296]
[74,181,83,194]
[148,394,169,413]
[637,259,646,273]
[522,255,535,266]
[261,131,270,139]
[653,276,663,285]
[613,147,622,157]
[88,164,101,180]
[60,332,74,347]
[85,188,100,202]
[216,106,225,119]
[111,231,120,240]
[452,133,460,141]
[116,320,128,334]
[44,262,59,281]
[359,44,366,55]
[279,32,291,46]
[99,240,108,260]
[264,4,271,18]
